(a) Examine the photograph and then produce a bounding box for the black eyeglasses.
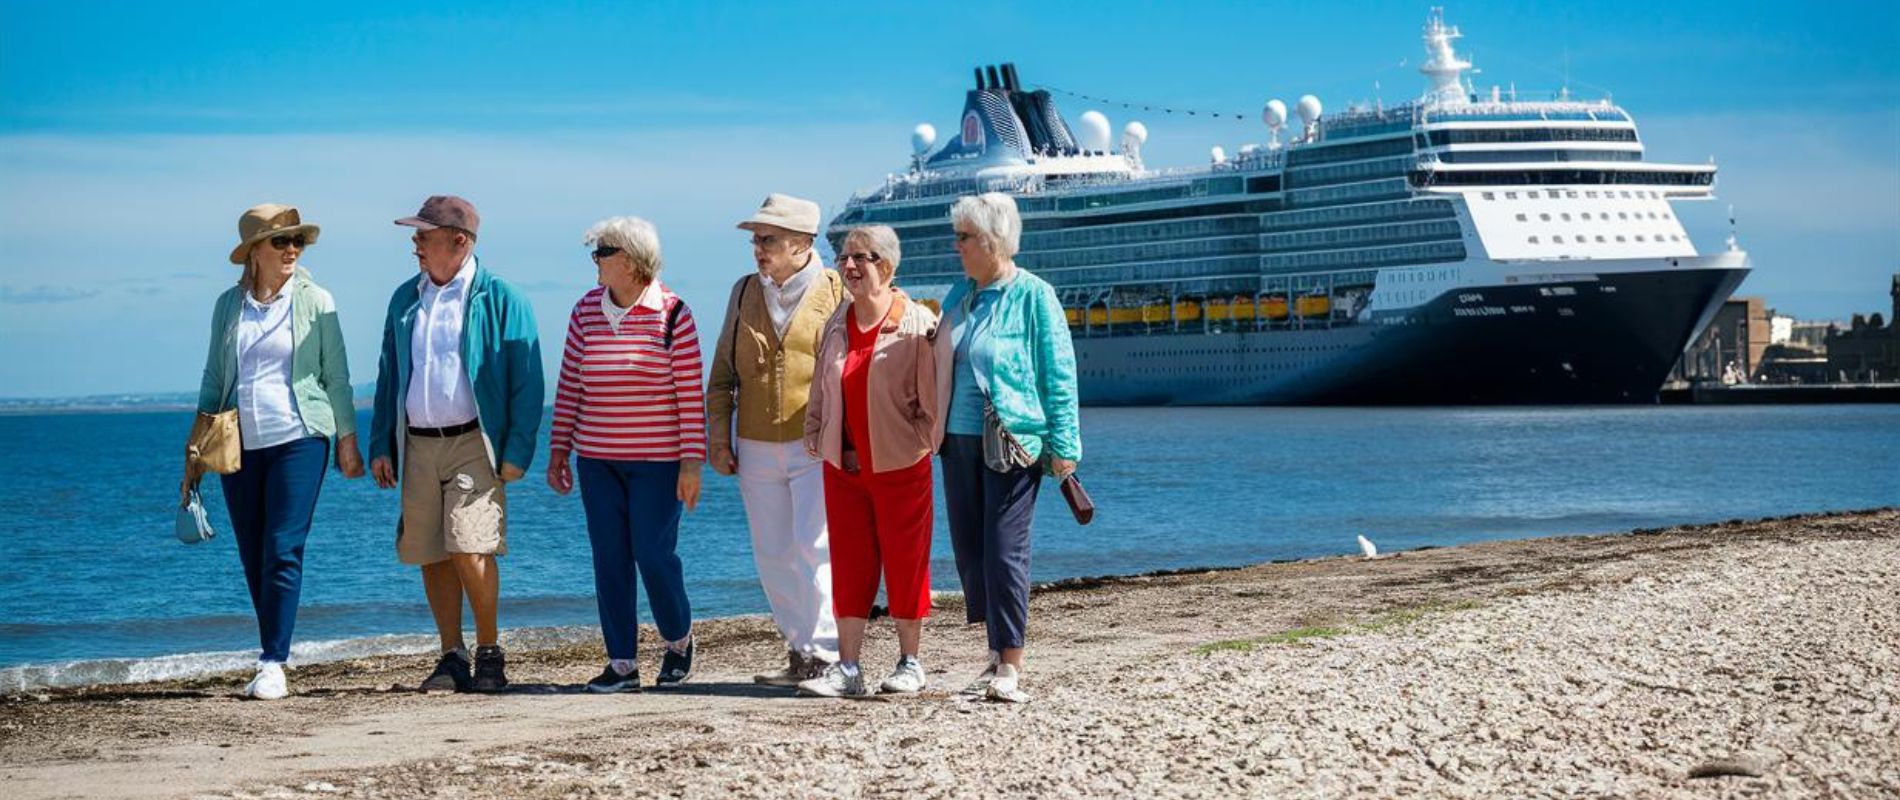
[591,245,623,259]
[953,231,976,243]
[269,234,308,250]
[839,252,882,266]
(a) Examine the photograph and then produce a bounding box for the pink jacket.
[804,293,939,473]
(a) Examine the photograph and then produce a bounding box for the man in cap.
[368,195,545,693]
[707,193,846,685]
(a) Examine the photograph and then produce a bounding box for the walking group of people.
[183,190,1082,705]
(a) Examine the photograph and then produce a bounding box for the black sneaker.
[471,644,509,693]
[420,650,472,693]
[655,638,695,687]
[584,664,641,694]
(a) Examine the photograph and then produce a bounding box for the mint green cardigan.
[196,268,356,440]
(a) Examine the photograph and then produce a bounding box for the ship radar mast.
[1419,8,1472,106]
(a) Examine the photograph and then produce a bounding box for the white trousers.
[734,437,839,660]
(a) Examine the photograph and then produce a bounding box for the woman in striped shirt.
[547,216,705,693]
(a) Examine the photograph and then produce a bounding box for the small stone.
[1688,758,1764,779]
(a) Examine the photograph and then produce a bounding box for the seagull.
[1357,535,1379,560]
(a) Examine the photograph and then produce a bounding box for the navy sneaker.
[585,664,641,694]
[471,644,509,693]
[656,638,695,687]
[420,650,472,693]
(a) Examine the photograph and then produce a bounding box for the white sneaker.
[796,662,870,698]
[246,662,288,700]
[958,652,1000,697]
[985,663,1028,704]
[879,656,927,695]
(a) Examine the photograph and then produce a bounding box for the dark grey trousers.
[939,434,1042,652]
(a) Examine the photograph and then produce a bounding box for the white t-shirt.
[761,251,820,338]
[406,254,481,428]
[235,290,306,450]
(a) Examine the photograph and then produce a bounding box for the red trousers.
[823,457,934,620]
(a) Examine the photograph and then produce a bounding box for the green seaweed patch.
[1194,598,1483,655]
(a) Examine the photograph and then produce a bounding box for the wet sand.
[3,509,1895,799]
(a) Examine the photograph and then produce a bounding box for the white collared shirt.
[600,282,660,330]
[761,250,820,338]
[235,289,305,450]
[406,253,480,428]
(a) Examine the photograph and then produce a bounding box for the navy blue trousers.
[219,436,328,663]
[577,457,692,659]
[939,434,1042,652]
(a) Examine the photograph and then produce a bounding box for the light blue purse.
[176,486,215,544]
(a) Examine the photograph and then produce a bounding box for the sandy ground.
[2,509,1895,799]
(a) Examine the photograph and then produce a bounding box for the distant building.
[1826,274,1900,381]
[1673,296,1771,383]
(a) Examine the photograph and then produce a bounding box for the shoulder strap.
[727,274,753,369]
[661,296,686,350]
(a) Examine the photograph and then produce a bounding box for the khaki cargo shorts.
[397,430,508,565]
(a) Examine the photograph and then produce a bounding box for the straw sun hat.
[229,203,321,265]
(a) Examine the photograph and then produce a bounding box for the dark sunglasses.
[269,234,308,250]
[839,251,882,266]
[591,245,623,259]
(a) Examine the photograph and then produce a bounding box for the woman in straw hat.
[186,203,364,700]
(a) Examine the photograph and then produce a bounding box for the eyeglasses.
[269,234,308,250]
[953,231,976,243]
[839,252,882,266]
[591,245,623,260]
[749,234,782,249]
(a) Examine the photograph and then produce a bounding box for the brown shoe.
[753,649,804,687]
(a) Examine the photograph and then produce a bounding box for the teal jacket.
[368,259,545,473]
[932,268,1082,463]
[196,268,356,441]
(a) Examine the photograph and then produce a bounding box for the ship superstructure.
[828,11,1749,404]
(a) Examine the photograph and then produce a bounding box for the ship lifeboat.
[1174,301,1201,322]
[1297,294,1332,318]
[1141,304,1170,323]
[1064,307,1080,326]
[1260,296,1290,320]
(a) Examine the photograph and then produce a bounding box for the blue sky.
[2,0,1895,397]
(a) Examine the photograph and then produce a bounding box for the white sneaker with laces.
[796,662,870,698]
[879,656,927,694]
[958,652,1000,697]
[246,662,288,701]
[985,663,1028,704]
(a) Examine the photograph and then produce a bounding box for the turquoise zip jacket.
[932,267,1082,463]
[197,268,356,441]
[368,258,545,473]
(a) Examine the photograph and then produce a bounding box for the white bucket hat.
[734,193,821,235]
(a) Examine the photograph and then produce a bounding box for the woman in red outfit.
[798,224,940,698]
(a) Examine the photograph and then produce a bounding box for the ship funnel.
[973,67,984,90]
[1002,63,1021,92]
[986,65,1002,91]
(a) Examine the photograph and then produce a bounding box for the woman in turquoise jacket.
[932,192,1081,704]
[190,204,364,700]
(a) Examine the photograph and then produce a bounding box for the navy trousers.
[219,436,329,663]
[577,457,693,659]
[939,434,1042,653]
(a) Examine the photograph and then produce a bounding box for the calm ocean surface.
[1,405,1895,687]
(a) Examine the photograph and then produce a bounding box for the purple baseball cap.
[395,195,480,238]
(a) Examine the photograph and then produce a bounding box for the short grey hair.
[949,192,1021,259]
[583,216,663,281]
[842,225,902,278]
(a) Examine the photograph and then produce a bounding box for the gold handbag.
[187,408,242,475]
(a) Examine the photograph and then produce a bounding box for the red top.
[841,307,879,473]
[549,284,707,462]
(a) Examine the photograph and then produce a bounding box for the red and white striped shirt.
[549,283,707,462]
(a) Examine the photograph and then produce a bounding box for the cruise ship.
[826,11,1750,405]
